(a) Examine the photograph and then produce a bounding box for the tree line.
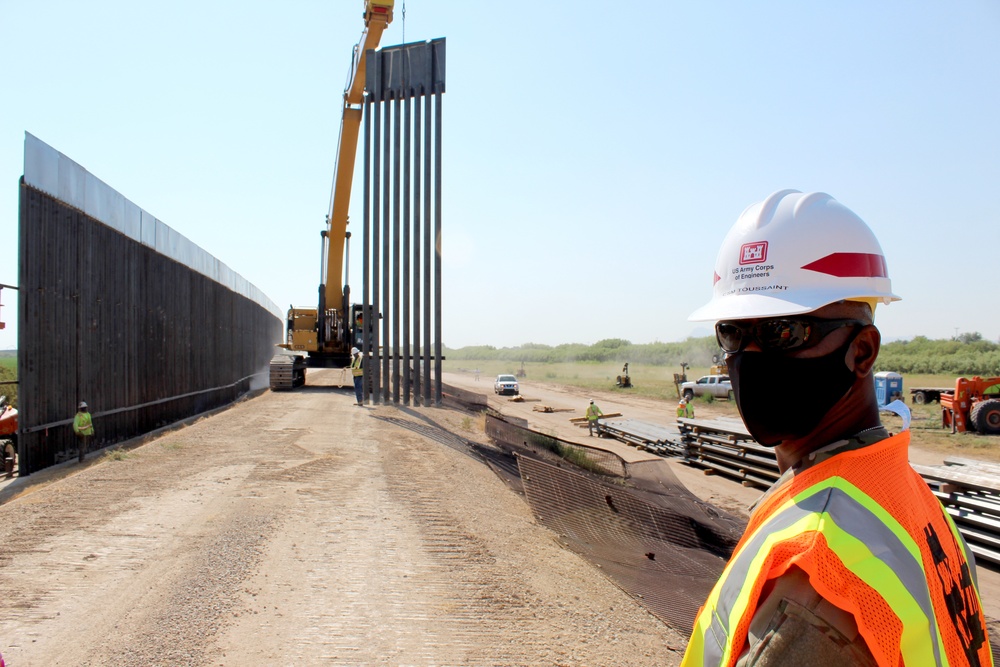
[445,333,1000,376]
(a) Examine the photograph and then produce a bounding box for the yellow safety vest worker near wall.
[351,354,364,377]
[73,410,94,437]
[682,428,992,667]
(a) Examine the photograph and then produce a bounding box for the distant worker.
[677,397,694,419]
[681,190,991,665]
[73,401,94,463]
[585,400,603,436]
[350,347,364,406]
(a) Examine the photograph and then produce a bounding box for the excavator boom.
[271,1,393,390]
[325,0,394,308]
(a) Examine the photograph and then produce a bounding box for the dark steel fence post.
[363,38,445,407]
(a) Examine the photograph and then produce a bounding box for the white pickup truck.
[680,375,733,401]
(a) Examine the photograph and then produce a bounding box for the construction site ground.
[0,369,997,666]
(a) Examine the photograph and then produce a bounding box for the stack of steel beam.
[596,415,1000,572]
[598,418,679,454]
[674,418,779,489]
[913,457,1000,566]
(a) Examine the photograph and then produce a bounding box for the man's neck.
[773,398,881,473]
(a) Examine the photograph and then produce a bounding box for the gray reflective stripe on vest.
[702,486,944,667]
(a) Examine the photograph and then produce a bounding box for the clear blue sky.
[2,1,999,351]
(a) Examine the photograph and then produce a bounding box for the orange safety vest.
[682,430,992,667]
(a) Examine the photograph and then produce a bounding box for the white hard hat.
[351,347,360,355]
[689,190,900,322]
[78,401,88,409]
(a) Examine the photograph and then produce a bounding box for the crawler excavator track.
[269,354,307,391]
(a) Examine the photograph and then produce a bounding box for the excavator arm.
[271,1,393,389]
[324,0,394,312]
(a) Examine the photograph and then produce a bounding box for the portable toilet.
[874,371,903,407]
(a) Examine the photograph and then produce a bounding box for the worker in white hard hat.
[72,401,94,463]
[350,347,365,406]
[676,396,694,419]
[585,399,603,436]
[681,191,991,666]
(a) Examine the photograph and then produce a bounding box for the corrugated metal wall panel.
[17,182,281,475]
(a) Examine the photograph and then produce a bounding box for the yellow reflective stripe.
[684,513,826,666]
[686,479,947,667]
[718,513,824,665]
[782,477,948,665]
[792,477,923,564]
[819,512,944,665]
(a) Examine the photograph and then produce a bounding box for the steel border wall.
[362,39,446,406]
[16,140,281,475]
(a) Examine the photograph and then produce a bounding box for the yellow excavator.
[270,0,394,390]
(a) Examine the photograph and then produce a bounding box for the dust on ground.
[0,370,686,666]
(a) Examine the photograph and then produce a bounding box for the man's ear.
[847,325,881,376]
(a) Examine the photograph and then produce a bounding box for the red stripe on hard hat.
[801,253,888,278]
[713,271,721,285]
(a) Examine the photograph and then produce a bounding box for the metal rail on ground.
[600,415,1000,572]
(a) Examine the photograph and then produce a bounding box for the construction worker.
[585,399,603,436]
[682,190,992,666]
[677,397,694,419]
[72,401,94,463]
[350,347,364,406]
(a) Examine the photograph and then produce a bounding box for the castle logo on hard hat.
[739,242,768,265]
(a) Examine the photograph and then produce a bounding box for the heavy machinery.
[941,376,1000,435]
[709,353,726,376]
[0,395,17,475]
[616,362,632,389]
[270,0,394,390]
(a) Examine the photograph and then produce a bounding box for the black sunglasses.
[715,318,865,354]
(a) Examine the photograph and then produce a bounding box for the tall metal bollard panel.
[362,38,445,406]
[16,134,282,475]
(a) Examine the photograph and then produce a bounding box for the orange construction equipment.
[941,376,1000,434]
[0,396,15,439]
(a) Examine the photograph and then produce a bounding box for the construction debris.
[532,405,575,414]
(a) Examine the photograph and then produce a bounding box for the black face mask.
[727,334,859,447]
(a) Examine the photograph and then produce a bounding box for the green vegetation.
[446,333,1000,383]
[445,337,724,368]
[0,353,16,408]
[446,335,1000,458]
[523,429,607,474]
[103,448,133,461]
[877,335,1000,376]
[446,358,708,403]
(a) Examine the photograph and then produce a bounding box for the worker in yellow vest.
[350,347,364,406]
[683,190,991,666]
[677,397,694,419]
[72,401,94,463]
[585,400,603,436]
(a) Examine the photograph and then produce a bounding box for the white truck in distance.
[681,375,733,401]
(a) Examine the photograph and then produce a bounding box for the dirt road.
[0,371,685,666]
[3,369,997,665]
